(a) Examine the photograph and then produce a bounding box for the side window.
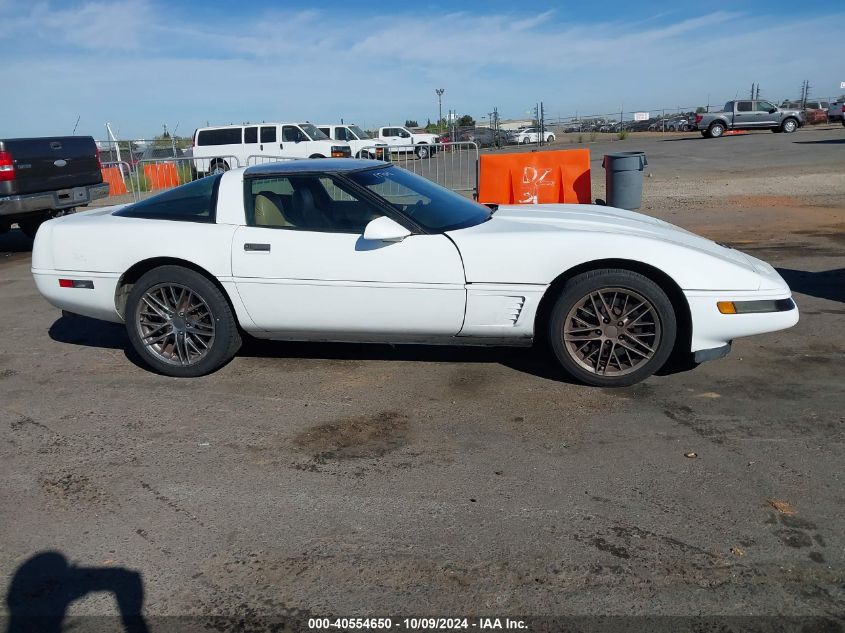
[115,175,221,223]
[246,175,382,233]
[383,128,396,136]
[282,126,300,142]
[335,127,348,141]
[724,102,734,112]
[755,101,775,112]
[197,128,242,146]
[318,127,331,138]
[736,101,753,112]
[244,127,258,143]
[260,126,277,143]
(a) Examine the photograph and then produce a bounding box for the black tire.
[771,128,783,133]
[547,269,677,387]
[707,122,725,138]
[208,160,229,175]
[521,137,530,144]
[18,218,45,239]
[415,144,430,159]
[781,117,798,133]
[309,154,326,159]
[355,151,363,159]
[125,265,241,377]
[700,131,708,137]
[0,221,11,235]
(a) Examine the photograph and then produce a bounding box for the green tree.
[457,114,475,127]
[405,119,419,128]
[695,106,706,113]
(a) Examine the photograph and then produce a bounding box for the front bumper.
[0,182,109,219]
[685,290,799,354]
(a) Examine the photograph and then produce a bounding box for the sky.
[2,0,843,139]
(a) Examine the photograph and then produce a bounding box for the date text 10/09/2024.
[307,618,528,630]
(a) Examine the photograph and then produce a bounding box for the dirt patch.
[293,410,409,462]
[40,472,108,505]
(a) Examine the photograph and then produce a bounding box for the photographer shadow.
[6,551,148,633]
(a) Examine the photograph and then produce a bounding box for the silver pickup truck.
[694,100,804,138]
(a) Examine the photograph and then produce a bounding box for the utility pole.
[755,84,760,100]
[435,88,445,133]
[750,83,755,100]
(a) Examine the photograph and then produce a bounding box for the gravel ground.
[0,124,843,631]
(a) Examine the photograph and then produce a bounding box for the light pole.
[435,88,445,132]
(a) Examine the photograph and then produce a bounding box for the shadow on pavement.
[792,138,845,144]
[48,313,696,383]
[5,551,148,633]
[0,228,33,255]
[777,268,845,304]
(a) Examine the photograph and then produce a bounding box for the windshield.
[347,166,490,232]
[300,123,329,140]
[349,125,371,140]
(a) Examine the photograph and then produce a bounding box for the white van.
[191,123,351,174]
[316,124,387,159]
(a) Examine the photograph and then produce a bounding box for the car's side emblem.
[54,159,67,167]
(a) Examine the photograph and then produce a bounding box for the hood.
[490,204,753,267]
[447,203,782,291]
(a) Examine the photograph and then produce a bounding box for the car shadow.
[776,267,845,304]
[0,228,34,254]
[6,551,149,633]
[49,314,695,383]
[792,139,845,144]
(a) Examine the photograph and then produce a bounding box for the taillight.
[0,151,15,182]
[695,115,703,124]
[95,146,102,170]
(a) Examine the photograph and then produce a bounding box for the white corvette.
[31,159,798,386]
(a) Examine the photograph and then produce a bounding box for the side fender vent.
[505,296,525,325]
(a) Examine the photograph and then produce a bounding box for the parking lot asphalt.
[0,125,843,625]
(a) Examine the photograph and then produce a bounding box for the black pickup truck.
[0,136,109,237]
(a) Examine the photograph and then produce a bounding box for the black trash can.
[602,151,648,210]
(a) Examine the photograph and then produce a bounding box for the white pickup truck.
[376,126,439,159]
[317,124,387,160]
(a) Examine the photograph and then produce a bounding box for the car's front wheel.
[781,118,798,133]
[548,269,677,387]
[125,265,241,377]
[415,144,430,159]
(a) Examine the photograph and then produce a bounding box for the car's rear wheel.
[415,144,430,159]
[548,269,677,387]
[521,137,530,144]
[707,122,725,138]
[781,118,798,133]
[125,266,241,377]
[208,160,229,175]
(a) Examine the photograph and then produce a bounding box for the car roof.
[243,158,388,176]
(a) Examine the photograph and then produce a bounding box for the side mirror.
[769,108,777,114]
[363,216,411,242]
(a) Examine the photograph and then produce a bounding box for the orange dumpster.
[478,149,591,205]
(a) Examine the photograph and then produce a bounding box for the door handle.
[244,243,271,252]
[260,144,264,151]
[279,143,284,149]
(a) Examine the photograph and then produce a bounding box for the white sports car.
[32,159,798,386]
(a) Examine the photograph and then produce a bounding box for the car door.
[243,126,260,163]
[231,172,466,337]
[754,100,778,127]
[734,101,759,127]
[281,125,308,158]
[258,125,280,157]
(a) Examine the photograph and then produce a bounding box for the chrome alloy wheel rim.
[135,283,215,366]
[563,287,661,376]
[784,120,796,132]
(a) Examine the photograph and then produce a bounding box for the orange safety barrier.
[478,148,591,205]
[143,162,180,190]
[100,166,127,196]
